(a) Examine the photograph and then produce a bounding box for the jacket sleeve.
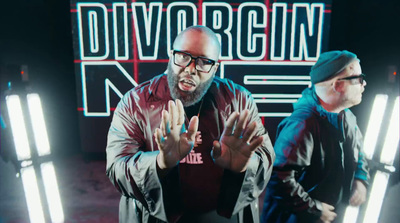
[344,110,370,186]
[217,90,276,219]
[353,125,370,184]
[106,92,172,222]
[269,118,323,217]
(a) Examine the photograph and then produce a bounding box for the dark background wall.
[1,0,399,169]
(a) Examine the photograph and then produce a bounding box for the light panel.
[363,94,388,160]
[343,206,359,223]
[27,93,51,156]
[380,96,399,165]
[41,162,65,223]
[21,166,46,223]
[363,171,390,223]
[5,95,31,160]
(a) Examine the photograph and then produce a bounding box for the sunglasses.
[172,50,217,73]
[337,74,366,85]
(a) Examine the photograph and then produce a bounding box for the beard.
[167,63,214,107]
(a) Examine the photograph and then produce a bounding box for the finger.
[168,100,178,129]
[180,123,187,135]
[211,140,221,160]
[176,99,185,126]
[161,110,170,135]
[233,110,249,138]
[242,121,257,143]
[248,135,263,153]
[222,112,239,136]
[351,194,361,206]
[154,128,165,149]
[187,116,199,141]
[349,193,357,205]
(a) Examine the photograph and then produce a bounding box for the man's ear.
[333,80,344,93]
[214,62,220,72]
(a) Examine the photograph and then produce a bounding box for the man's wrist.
[156,153,173,178]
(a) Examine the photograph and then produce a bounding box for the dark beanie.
[310,50,358,84]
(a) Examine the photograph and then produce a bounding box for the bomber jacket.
[262,87,369,223]
[106,74,275,223]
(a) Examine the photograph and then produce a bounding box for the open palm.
[155,99,198,169]
[212,110,263,173]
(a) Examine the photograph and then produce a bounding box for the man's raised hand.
[155,99,198,169]
[211,109,263,173]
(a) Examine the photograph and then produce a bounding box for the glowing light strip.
[219,61,315,79]
[342,94,389,223]
[77,3,109,60]
[363,94,388,159]
[254,99,298,103]
[363,171,390,223]
[166,2,197,54]
[27,94,51,156]
[290,3,324,61]
[252,93,302,98]
[21,166,46,223]
[88,11,99,53]
[244,75,311,85]
[259,112,291,117]
[81,61,138,117]
[362,96,399,223]
[380,96,399,165]
[41,162,64,223]
[113,3,129,60]
[5,95,31,160]
[270,3,287,60]
[245,75,311,80]
[245,80,311,85]
[343,206,359,223]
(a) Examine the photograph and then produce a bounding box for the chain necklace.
[184,97,205,124]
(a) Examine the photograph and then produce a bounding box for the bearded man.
[106,25,275,223]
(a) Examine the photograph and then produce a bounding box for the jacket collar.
[147,74,173,101]
[295,87,346,140]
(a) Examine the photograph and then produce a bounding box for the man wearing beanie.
[261,50,369,223]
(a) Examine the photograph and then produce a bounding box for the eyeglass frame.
[172,50,218,73]
[337,73,366,85]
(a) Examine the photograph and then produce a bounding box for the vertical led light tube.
[41,162,64,223]
[379,96,399,165]
[363,171,390,223]
[363,94,388,159]
[363,96,400,223]
[343,206,359,223]
[21,166,46,223]
[27,93,51,156]
[343,94,388,223]
[5,95,32,160]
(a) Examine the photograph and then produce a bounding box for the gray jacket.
[106,74,275,223]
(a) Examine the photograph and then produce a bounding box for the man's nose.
[184,59,196,75]
[362,79,367,87]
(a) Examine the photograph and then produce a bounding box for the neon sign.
[70,0,332,152]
